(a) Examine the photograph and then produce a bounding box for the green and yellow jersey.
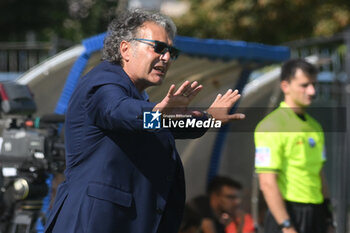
[254,102,326,204]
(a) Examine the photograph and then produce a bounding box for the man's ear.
[280,80,289,94]
[120,40,131,62]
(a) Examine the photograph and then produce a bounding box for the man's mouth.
[153,66,165,74]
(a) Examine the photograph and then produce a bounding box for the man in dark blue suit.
[45,9,245,233]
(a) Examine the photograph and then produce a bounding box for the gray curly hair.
[102,9,177,65]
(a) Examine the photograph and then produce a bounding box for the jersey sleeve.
[254,130,283,173]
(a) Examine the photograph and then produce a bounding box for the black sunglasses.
[132,38,180,60]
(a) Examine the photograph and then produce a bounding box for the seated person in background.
[188,176,253,233]
[179,204,202,233]
[223,178,255,233]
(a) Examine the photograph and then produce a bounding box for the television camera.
[0,82,65,233]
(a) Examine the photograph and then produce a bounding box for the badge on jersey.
[255,147,271,166]
[308,137,316,148]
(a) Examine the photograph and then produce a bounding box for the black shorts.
[263,201,328,233]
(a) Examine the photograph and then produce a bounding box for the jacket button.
[156,208,164,214]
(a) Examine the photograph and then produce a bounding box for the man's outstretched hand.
[153,80,202,115]
[153,81,245,124]
[206,89,245,124]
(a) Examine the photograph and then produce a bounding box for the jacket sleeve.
[86,84,156,131]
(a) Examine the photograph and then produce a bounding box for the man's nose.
[160,50,171,62]
[307,84,316,96]
[234,198,241,205]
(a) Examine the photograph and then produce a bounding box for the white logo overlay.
[143,111,222,129]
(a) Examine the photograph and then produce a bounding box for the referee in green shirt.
[254,59,335,233]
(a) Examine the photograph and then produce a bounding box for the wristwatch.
[202,111,213,119]
[279,219,292,229]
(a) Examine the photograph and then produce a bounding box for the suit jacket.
[45,61,206,233]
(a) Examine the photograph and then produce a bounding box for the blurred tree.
[174,0,350,44]
[0,0,120,42]
[65,0,120,41]
[2,0,349,44]
[0,0,68,41]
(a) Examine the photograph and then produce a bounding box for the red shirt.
[225,214,255,233]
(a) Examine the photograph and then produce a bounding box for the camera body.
[0,82,65,233]
[1,129,45,165]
